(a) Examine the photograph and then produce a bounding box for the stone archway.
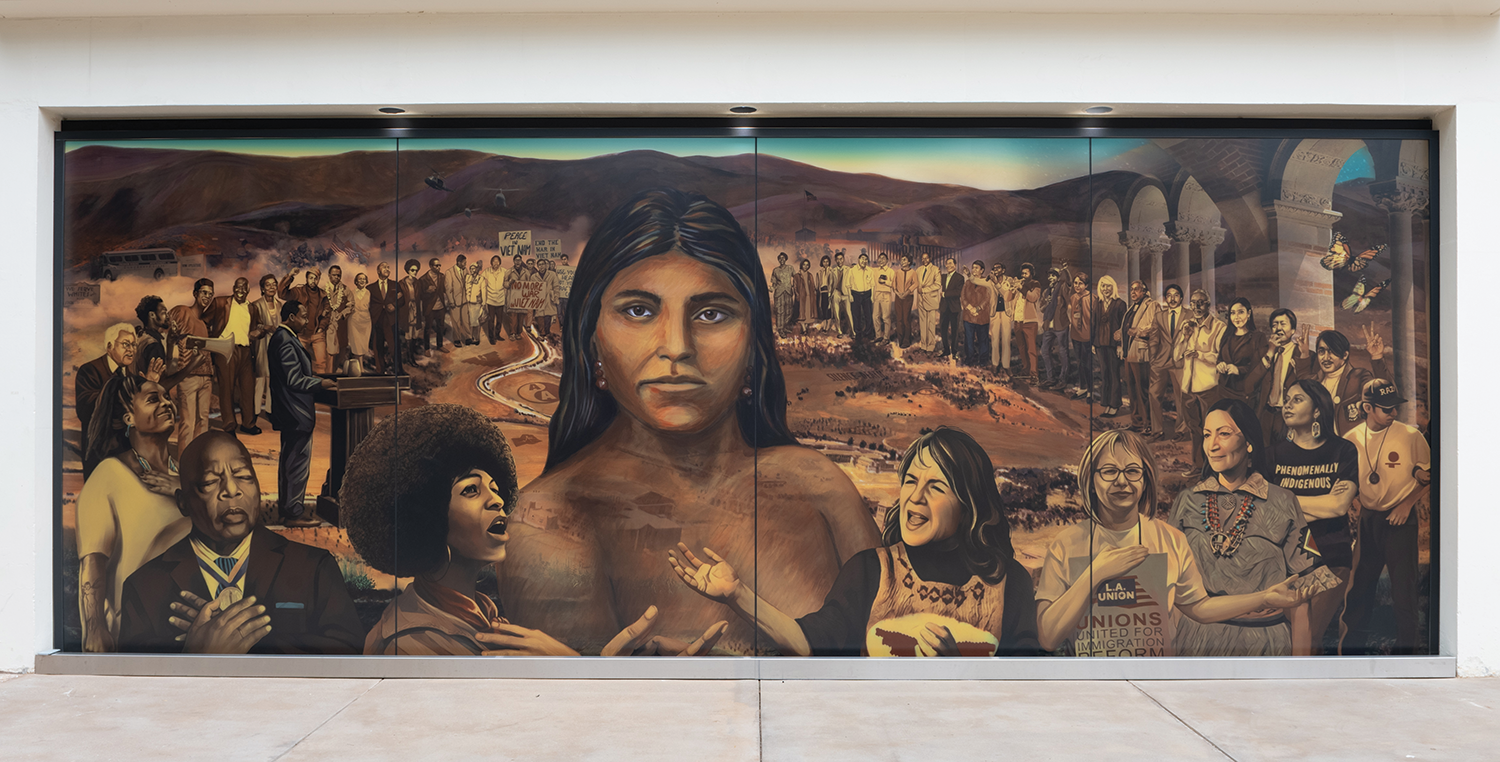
[1164,175,1225,304]
[1261,138,1370,336]
[1090,197,1127,290]
[1120,181,1170,297]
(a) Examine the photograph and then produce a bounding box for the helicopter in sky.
[424,170,454,192]
[487,188,525,209]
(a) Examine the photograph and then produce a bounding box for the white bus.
[95,248,179,281]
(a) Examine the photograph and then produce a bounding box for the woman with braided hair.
[342,403,726,656]
[76,372,189,652]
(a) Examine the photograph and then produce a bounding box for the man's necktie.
[199,553,247,598]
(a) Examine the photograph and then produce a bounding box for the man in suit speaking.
[116,430,363,654]
[268,299,337,528]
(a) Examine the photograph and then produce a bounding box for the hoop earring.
[593,360,607,391]
[1286,429,1294,442]
[1311,421,1321,439]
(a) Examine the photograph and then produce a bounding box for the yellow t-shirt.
[1036,516,1208,657]
[1346,421,1431,511]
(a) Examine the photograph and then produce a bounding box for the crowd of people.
[767,245,1429,656]
[69,187,1429,660]
[69,249,576,651]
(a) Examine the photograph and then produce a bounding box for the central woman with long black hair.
[498,188,879,655]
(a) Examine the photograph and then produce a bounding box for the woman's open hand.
[1260,575,1313,610]
[476,623,581,656]
[599,606,730,657]
[667,543,741,603]
[1089,545,1150,581]
[139,471,181,498]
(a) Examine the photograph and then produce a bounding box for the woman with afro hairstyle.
[343,403,725,656]
[499,188,877,655]
[670,427,1038,656]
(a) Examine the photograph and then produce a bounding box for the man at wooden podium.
[268,298,336,528]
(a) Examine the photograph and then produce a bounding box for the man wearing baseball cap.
[1341,378,1431,655]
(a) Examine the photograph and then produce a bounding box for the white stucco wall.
[0,11,1490,674]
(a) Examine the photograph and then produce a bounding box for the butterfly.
[1341,277,1391,313]
[1321,234,1386,272]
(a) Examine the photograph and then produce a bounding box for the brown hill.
[63,145,1097,267]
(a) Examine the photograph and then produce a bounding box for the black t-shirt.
[1272,437,1358,567]
[794,542,1039,656]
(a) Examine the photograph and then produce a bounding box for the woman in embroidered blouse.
[76,373,190,652]
[1036,429,1307,655]
[670,427,1038,657]
[343,403,726,656]
[1170,398,1318,657]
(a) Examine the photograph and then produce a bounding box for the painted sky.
[68,136,1151,191]
[1337,147,1375,183]
[65,137,753,160]
[757,138,1135,190]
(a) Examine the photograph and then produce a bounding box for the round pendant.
[216,587,243,609]
[1369,472,1381,485]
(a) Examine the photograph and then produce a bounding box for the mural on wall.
[58,132,1433,658]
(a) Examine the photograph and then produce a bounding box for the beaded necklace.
[132,448,179,475]
[1203,492,1256,558]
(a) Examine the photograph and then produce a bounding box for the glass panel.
[61,137,399,654]
[390,137,758,655]
[54,128,1437,661]
[753,137,1093,656]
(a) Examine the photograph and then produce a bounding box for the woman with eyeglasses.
[1170,398,1317,656]
[1036,429,1307,656]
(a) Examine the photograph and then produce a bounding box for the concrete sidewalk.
[1,672,1495,761]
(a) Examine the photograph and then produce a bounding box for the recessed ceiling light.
[1083,106,1114,114]
[379,107,406,115]
[729,106,758,114]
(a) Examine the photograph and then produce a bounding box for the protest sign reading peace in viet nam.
[498,230,532,259]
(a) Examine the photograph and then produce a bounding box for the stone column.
[1261,200,1343,337]
[1164,222,1196,298]
[1193,227,1226,306]
[1119,231,1164,291]
[1144,238,1170,298]
[1369,179,1429,421]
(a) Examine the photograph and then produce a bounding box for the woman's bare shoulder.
[756,445,851,482]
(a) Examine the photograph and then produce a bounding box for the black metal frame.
[52,117,1441,658]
